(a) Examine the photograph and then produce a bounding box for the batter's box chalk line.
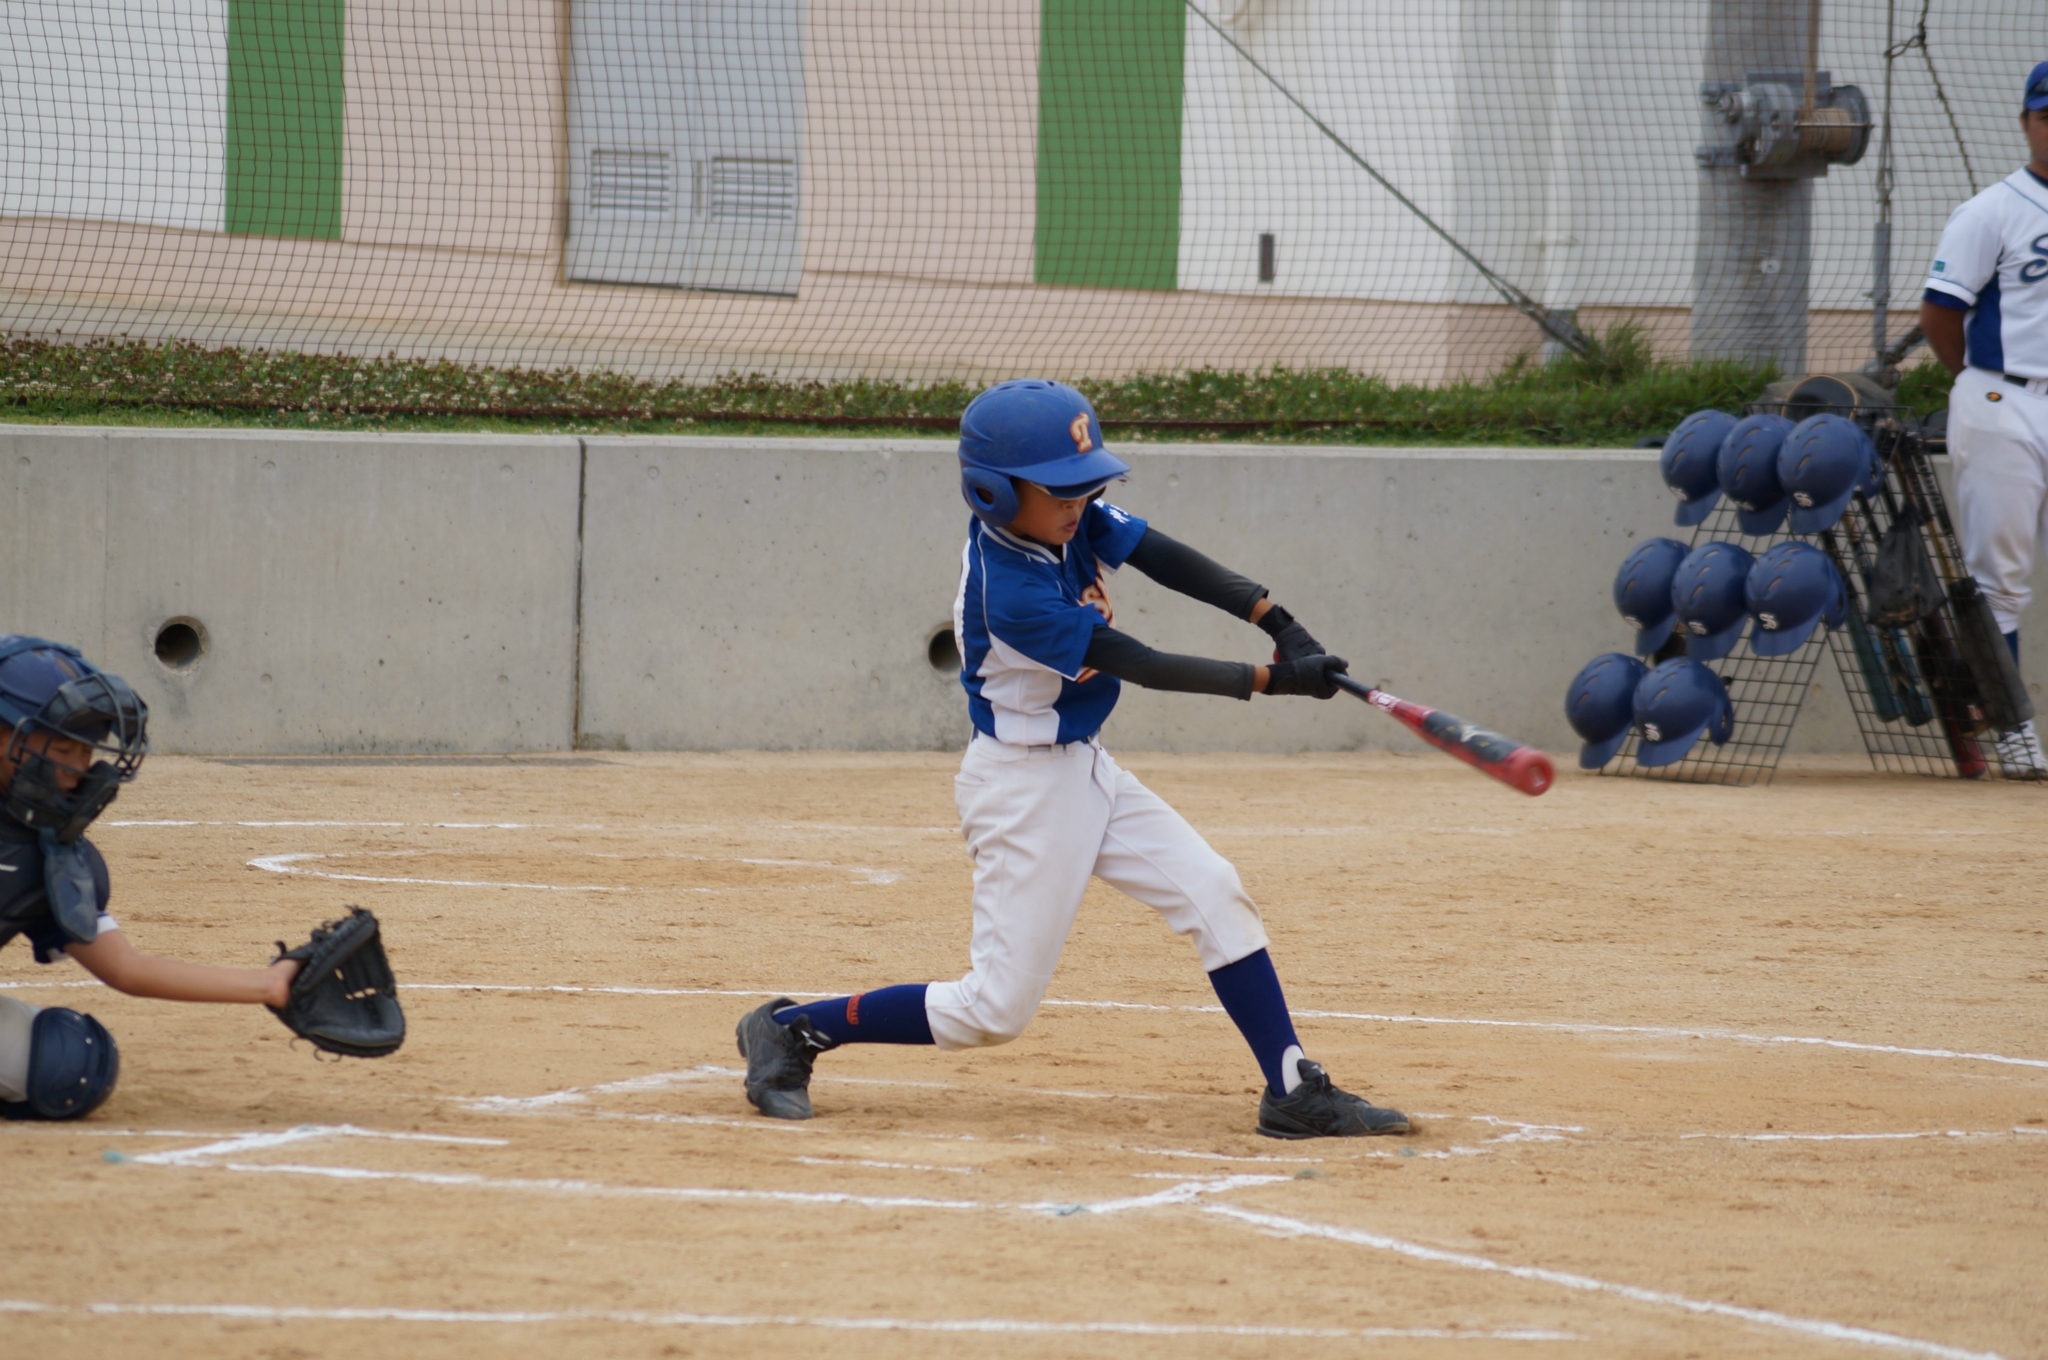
[246,850,899,892]
[99,1124,2009,1360]
[0,1298,1582,1342]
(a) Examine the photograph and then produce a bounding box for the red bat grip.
[1333,674,1553,796]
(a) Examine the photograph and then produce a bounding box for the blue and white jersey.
[954,501,1149,745]
[1924,167,2048,377]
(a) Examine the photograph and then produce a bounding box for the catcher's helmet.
[0,636,148,842]
[958,379,1130,527]
[1659,409,1736,526]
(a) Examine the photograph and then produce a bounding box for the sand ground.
[2,751,2043,1360]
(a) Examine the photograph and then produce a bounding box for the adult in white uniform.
[1918,60,2048,776]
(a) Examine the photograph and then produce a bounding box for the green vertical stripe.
[226,0,344,239]
[1035,0,1184,290]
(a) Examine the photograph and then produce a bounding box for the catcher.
[0,636,402,1122]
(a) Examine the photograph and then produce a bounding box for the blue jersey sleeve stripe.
[1922,287,1971,310]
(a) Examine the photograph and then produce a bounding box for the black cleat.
[1257,1060,1410,1139]
[735,998,837,1120]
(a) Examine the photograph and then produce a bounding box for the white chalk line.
[113,819,956,836]
[0,1298,1580,1341]
[246,851,900,893]
[457,1065,1163,1117]
[407,982,2048,1075]
[107,1126,2007,1359]
[1205,1205,2006,1360]
[796,1156,980,1175]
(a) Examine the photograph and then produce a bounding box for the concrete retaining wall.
[4,425,2037,756]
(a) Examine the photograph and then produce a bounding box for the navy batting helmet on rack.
[1716,413,1795,536]
[1778,414,1873,534]
[1613,537,1689,656]
[1566,652,1648,770]
[1632,659,1734,768]
[1671,541,1756,661]
[1659,409,1736,526]
[1746,543,1848,657]
[957,380,1131,527]
[0,636,148,843]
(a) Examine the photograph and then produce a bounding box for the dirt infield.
[3,751,2043,1360]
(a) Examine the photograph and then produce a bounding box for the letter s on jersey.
[2022,233,2048,285]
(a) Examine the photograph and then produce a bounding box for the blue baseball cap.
[1746,543,1847,657]
[2026,61,2048,110]
[1671,540,1756,661]
[1660,410,1736,526]
[1632,659,1734,768]
[1566,652,1649,770]
[1717,414,1795,536]
[1613,537,1690,655]
[1779,415,1870,534]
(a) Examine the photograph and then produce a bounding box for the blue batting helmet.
[1779,415,1872,534]
[1717,413,1795,536]
[1566,652,1648,770]
[1746,543,1847,657]
[1671,541,1755,661]
[1613,537,1689,656]
[957,380,1131,527]
[1660,410,1736,526]
[0,636,148,842]
[1632,659,1734,768]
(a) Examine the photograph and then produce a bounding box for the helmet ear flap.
[960,466,1019,527]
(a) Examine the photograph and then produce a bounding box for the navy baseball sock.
[2006,630,2020,665]
[1207,949,1305,1096]
[772,984,934,1046]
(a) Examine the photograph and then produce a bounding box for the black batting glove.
[1256,602,1326,663]
[1265,653,1349,699]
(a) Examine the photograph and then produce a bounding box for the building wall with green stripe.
[1034,0,1184,291]
[227,0,345,239]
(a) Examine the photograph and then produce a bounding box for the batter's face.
[1007,481,1094,545]
[2027,109,2048,175]
[0,728,94,792]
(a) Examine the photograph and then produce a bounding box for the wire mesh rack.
[1597,495,1829,788]
[1760,399,2033,780]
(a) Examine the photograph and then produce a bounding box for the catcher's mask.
[0,636,148,842]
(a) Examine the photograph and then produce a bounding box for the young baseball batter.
[736,380,1408,1138]
[0,636,304,1120]
[1918,60,2048,777]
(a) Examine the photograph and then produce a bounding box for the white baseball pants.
[923,734,1270,1050]
[1948,366,2048,634]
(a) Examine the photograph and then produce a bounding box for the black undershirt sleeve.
[1083,626,1256,700]
[1121,527,1267,619]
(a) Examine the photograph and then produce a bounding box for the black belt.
[2002,372,2044,386]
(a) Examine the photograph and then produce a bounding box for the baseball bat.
[1332,673,1554,796]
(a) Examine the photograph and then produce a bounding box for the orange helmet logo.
[1070,413,1093,453]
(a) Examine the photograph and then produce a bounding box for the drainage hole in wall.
[154,619,206,669]
[927,626,960,674]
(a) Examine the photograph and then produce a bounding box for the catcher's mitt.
[269,907,405,1058]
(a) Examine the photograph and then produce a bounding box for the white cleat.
[1994,719,2048,781]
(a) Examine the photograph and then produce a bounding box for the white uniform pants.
[1949,366,2048,634]
[924,735,1269,1050]
[0,993,40,1103]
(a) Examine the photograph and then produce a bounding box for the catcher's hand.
[269,907,406,1058]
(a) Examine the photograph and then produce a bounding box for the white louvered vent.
[705,157,797,222]
[589,150,670,213]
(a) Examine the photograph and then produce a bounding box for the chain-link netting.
[1,0,2042,392]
